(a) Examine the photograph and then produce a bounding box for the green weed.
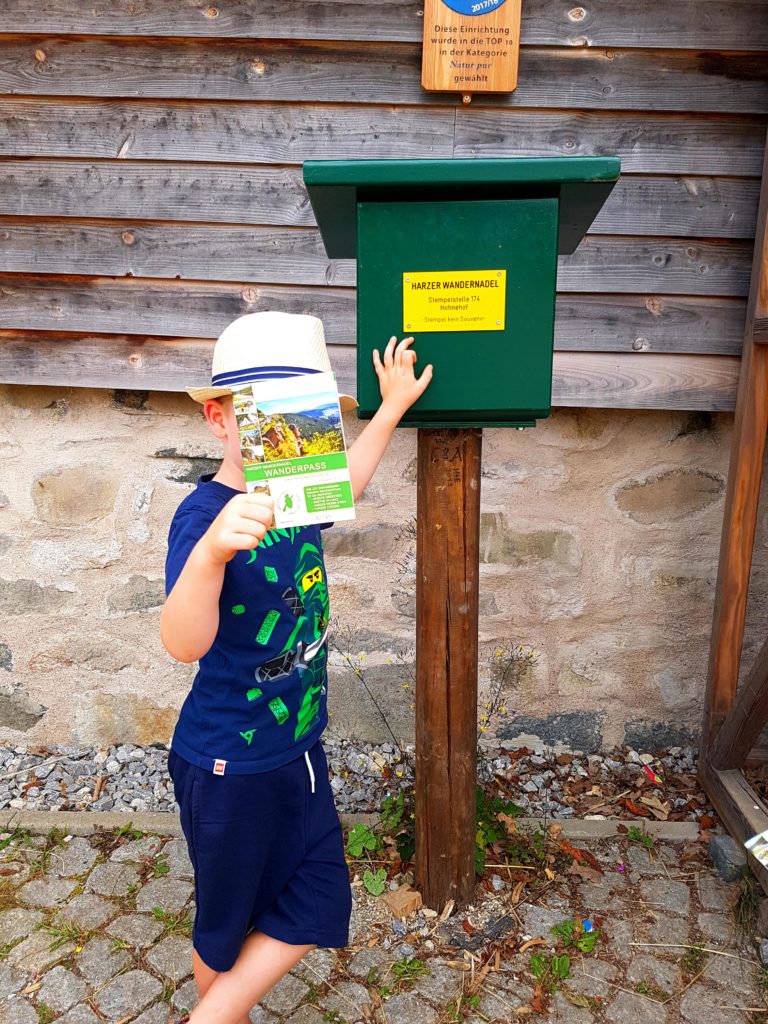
[475,785,523,874]
[161,980,177,1003]
[0,935,23,959]
[150,853,170,878]
[45,827,68,848]
[627,825,654,849]
[392,956,430,986]
[681,942,708,977]
[530,950,571,992]
[633,979,667,1001]
[0,826,34,853]
[362,868,387,896]
[37,1004,57,1024]
[116,822,144,841]
[151,907,192,938]
[345,823,382,860]
[735,869,759,940]
[45,922,93,951]
[379,792,416,863]
[365,966,394,1000]
[550,919,600,954]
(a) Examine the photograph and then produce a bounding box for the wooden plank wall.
[0,0,765,409]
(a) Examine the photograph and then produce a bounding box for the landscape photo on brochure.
[232,371,355,528]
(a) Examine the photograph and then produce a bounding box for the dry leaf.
[531,983,548,1012]
[462,918,475,935]
[547,823,562,840]
[498,812,518,834]
[559,839,604,873]
[567,860,603,884]
[639,795,670,821]
[519,936,549,953]
[563,990,592,1008]
[622,798,650,817]
[544,867,556,881]
[511,880,526,904]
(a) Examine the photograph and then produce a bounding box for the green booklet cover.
[232,371,355,528]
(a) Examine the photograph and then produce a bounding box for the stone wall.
[2,383,766,753]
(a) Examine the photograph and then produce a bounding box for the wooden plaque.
[422,0,522,95]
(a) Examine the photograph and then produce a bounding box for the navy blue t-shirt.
[165,474,331,773]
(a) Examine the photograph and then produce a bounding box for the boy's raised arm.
[347,336,432,501]
[160,493,274,663]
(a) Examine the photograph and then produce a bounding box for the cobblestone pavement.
[0,820,763,1024]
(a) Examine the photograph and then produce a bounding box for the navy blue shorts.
[168,739,352,972]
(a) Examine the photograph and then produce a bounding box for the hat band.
[212,364,320,388]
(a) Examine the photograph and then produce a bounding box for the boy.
[160,311,432,1024]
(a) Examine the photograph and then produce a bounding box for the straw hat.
[185,311,357,411]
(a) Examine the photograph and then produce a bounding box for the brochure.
[745,827,768,868]
[231,371,355,528]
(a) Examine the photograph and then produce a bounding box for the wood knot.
[242,287,258,303]
[250,58,266,76]
[121,231,135,246]
[567,7,586,21]
[205,6,219,17]
[128,353,143,367]
[34,49,46,63]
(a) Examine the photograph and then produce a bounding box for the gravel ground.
[0,732,712,823]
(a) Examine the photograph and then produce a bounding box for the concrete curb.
[0,808,700,842]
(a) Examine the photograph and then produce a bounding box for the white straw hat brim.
[186,384,358,411]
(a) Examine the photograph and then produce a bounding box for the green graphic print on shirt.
[239,529,330,746]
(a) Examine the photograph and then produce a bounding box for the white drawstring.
[304,750,316,794]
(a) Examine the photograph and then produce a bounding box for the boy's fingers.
[241,492,274,507]
[394,336,415,368]
[233,512,271,533]
[372,348,383,375]
[384,335,396,367]
[415,364,433,392]
[228,532,268,551]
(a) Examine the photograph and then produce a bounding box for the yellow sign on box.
[403,269,506,333]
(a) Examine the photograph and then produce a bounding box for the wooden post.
[701,135,768,750]
[415,427,481,910]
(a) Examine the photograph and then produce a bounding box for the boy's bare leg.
[188,932,314,1024]
[191,949,249,1024]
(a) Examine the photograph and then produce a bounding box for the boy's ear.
[202,397,228,436]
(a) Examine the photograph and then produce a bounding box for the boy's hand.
[373,336,433,418]
[199,493,275,565]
